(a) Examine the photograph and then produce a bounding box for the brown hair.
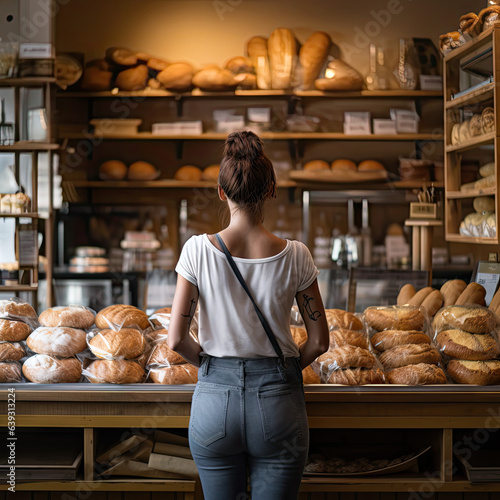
[218,131,277,216]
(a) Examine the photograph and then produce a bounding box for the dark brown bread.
[325,367,385,385]
[447,360,500,385]
[386,363,447,385]
[379,344,441,370]
[436,329,500,360]
[370,330,430,352]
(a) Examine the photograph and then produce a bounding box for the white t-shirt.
[175,234,319,358]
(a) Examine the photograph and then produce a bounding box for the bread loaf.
[475,174,496,191]
[0,299,37,320]
[0,361,22,383]
[0,319,32,341]
[99,160,128,181]
[150,307,172,328]
[489,289,500,314]
[325,367,384,385]
[481,108,495,134]
[329,329,368,349]
[22,355,82,383]
[157,62,194,91]
[246,36,271,89]
[441,279,468,307]
[201,165,220,182]
[95,305,150,330]
[469,114,482,137]
[80,66,113,91]
[379,344,441,370]
[85,359,145,384]
[455,283,487,307]
[479,5,500,31]
[451,123,460,145]
[299,31,332,90]
[291,326,307,345]
[225,56,254,75]
[302,365,320,384]
[357,160,386,172]
[459,121,471,142]
[0,342,25,361]
[420,290,443,317]
[147,339,185,366]
[39,305,95,329]
[314,59,364,91]
[364,306,425,332]
[370,330,430,352]
[325,309,363,331]
[192,66,239,91]
[473,197,495,213]
[408,286,434,306]
[115,65,148,91]
[331,159,357,171]
[447,359,500,385]
[89,328,145,359]
[316,346,376,371]
[147,58,169,72]
[304,160,330,171]
[174,166,202,182]
[435,329,500,360]
[433,306,497,334]
[268,28,296,90]
[149,363,197,384]
[386,363,447,385]
[397,284,416,305]
[128,161,160,181]
[27,327,87,357]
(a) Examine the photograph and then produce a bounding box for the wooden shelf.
[444,26,496,62]
[445,81,495,109]
[389,180,444,189]
[0,285,38,292]
[66,180,297,189]
[293,90,442,98]
[0,77,56,87]
[446,187,496,199]
[445,132,496,152]
[0,142,59,152]
[0,212,43,219]
[445,234,498,244]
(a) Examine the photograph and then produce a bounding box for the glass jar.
[0,43,19,79]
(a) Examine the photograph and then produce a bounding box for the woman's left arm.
[167,275,202,367]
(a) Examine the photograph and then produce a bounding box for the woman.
[168,130,329,500]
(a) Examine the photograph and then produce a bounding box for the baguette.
[246,36,271,89]
[408,287,434,307]
[397,284,416,306]
[441,280,468,307]
[420,290,443,316]
[299,31,332,90]
[455,283,486,306]
[489,288,500,314]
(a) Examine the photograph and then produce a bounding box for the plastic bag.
[0,341,26,361]
[22,354,82,383]
[87,327,147,360]
[363,305,426,332]
[432,304,499,335]
[26,326,87,357]
[38,305,96,330]
[94,304,151,332]
[325,309,364,331]
[82,358,145,384]
[145,333,187,367]
[0,361,22,383]
[0,298,39,329]
[147,363,198,384]
[384,363,447,385]
[322,367,385,385]
[370,329,431,353]
[0,318,33,342]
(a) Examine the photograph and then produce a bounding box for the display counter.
[1,385,500,499]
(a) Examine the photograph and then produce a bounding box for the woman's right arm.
[295,279,329,369]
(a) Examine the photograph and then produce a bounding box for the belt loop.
[277,358,287,381]
[201,354,211,376]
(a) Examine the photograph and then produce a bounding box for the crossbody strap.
[215,233,285,363]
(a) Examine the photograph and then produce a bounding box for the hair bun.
[224,131,263,160]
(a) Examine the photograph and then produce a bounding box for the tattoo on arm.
[181,298,196,321]
[301,294,321,321]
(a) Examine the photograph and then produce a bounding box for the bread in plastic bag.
[364,305,426,332]
[0,341,26,361]
[83,358,145,384]
[95,304,150,331]
[302,365,320,384]
[329,329,369,349]
[26,326,87,357]
[39,305,96,329]
[22,354,82,383]
[447,359,500,385]
[324,367,385,385]
[87,328,146,360]
[433,304,498,334]
[385,363,447,385]
[146,337,186,367]
[370,330,431,352]
[378,344,441,371]
[314,345,376,374]
[290,305,304,326]
[149,307,171,328]
[148,363,198,384]
[0,361,22,383]
[0,298,39,328]
[290,326,307,346]
[0,318,32,341]
[435,328,500,361]
[325,309,363,331]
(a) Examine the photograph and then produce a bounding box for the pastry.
[26,327,87,357]
[0,319,32,341]
[22,355,82,383]
[435,329,500,360]
[439,32,462,53]
[459,12,483,38]
[89,328,146,359]
[325,367,384,385]
[370,330,430,352]
[447,359,500,385]
[379,344,441,370]
[386,363,447,385]
[0,361,22,383]
[364,306,425,332]
[0,342,25,361]
[479,5,500,31]
[85,359,145,384]
[316,346,376,371]
[95,305,150,331]
[325,309,363,331]
[329,329,368,349]
[39,305,95,329]
[149,363,198,384]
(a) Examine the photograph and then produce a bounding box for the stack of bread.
[433,305,500,385]
[312,309,384,385]
[22,306,95,383]
[451,109,494,148]
[0,299,38,383]
[83,305,150,384]
[365,305,446,385]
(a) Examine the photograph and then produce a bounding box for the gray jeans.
[188,355,309,500]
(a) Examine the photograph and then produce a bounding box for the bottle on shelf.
[366,44,390,91]
[393,38,419,91]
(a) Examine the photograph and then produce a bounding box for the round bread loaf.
[474,196,495,213]
[39,305,95,329]
[0,319,32,341]
[22,355,82,383]
[379,344,441,370]
[370,330,430,352]
[291,326,307,345]
[146,328,169,344]
[0,299,37,320]
[0,342,25,361]
[157,62,194,90]
[481,107,495,134]
[331,159,357,171]
[149,363,197,384]
[302,365,320,384]
[150,307,171,328]
[89,328,145,359]
[364,306,425,332]
[447,359,500,385]
[304,160,330,171]
[432,306,497,334]
[95,305,150,331]
[435,329,500,360]
[316,346,376,371]
[325,309,363,331]
[98,160,127,181]
[128,161,159,181]
[358,160,385,171]
[325,367,384,385]
[386,363,447,385]
[201,165,220,182]
[85,359,145,384]
[147,340,185,366]
[329,329,368,349]
[174,165,202,182]
[26,327,87,357]
[0,361,22,383]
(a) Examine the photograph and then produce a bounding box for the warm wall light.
[325,68,335,79]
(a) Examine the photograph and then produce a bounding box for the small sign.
[19,43,54,59]
[410,202,437,219]
[473,261,500,306]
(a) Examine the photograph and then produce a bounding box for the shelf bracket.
[288,139,304,165]
[414,140,423,160]
[288,95,301,115]
[175,95,184,117]
[175,139,184,159]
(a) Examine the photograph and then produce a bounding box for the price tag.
[473,262,500,306]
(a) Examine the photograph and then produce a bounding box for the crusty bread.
[397,284,416,306]
[150,307,171,328]
[156,62,194,90]
[432,306,498,334]
[26,327,87,357]
[325,367,384,385]
[174,165,202,182]
[386,363,447,385]
[146,328,169,344]
[447,359,500,385]
[379,344,441,370]
[0,342,25,361]
[299,31,332,90]
[95,305,150,331]
[89,328,145,359]
[0,299,37,320]
[421,290,444,317]
[39,305,95,329]
[455,282,486,306]
[291,326,307,345]
[302,365,320,384]
[316,346,376,371]
[304,160,330,171]
[435,329,500,360]
[22,355,82,383]
[489,288,500,314]
[85,359,145,384]
[0,361,22,383]
[0,319,32,341]
[441,280,468,307]
[149,363,197,384]
[364,306,425,332]
[408,287,434,307]
[370,330,430,352]
[325,309,363,331]
[147,340,185,366]
[331,159,357,171]
[329,329,368,349]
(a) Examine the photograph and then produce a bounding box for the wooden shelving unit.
[443,26,500,244]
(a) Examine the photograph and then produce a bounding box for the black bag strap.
[215,233,285,363]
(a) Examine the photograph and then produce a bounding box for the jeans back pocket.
[190,386,229,446]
